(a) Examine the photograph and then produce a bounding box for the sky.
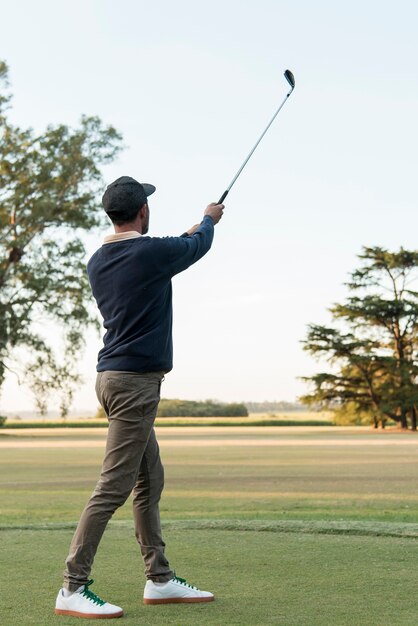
[1,0,418,414]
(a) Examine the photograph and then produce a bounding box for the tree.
[0,60,123,413]
[301,247,418,430]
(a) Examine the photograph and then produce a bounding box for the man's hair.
[106,203,145,226]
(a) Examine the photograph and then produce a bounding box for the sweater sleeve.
[166,215,215,276]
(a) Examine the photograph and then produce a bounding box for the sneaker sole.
[144,596,214,605]
[55,608,124,618]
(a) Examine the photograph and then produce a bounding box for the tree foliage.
[157,399,249,417]
[301,247,418,430]
[0,60,123,412]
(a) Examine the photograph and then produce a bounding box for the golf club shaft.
[218,88,294,205]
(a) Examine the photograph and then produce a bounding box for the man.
[55,176,224,618]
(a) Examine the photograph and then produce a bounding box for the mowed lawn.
[1,426,418,625]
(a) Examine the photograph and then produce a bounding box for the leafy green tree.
[0,60,123,413]
[301,247,418,430]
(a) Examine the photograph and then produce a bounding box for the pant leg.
[132,428,173,582]
[63,370,163,591]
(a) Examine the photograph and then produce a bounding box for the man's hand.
[184,203,225,235]
[204,203,225,225]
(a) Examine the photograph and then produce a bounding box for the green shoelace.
[80,579,106,606]
[173,574,197,590]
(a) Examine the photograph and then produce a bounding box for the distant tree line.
[157,399,248,417]
[95,401,305,420]
[96,399,248,419]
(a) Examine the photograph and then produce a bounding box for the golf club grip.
[218,190,228,204]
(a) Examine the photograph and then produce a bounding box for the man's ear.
[139,202,148,217]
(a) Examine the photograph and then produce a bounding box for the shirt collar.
[103,231,142,244]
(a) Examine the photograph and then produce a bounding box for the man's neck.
[114,224,142,234]
[113,204,148,234]
[114,214,143,234]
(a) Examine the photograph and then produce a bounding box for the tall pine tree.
[302,247,418,430]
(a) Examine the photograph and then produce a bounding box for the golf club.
[217,69,295,205]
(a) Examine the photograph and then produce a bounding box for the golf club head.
[284,69,295,90]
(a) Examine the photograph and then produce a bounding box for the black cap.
[102,176,156,214]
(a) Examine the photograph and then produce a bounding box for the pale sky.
[1,0,418,413]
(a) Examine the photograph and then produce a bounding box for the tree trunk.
[400,409,408,429]
[411,407,417,432]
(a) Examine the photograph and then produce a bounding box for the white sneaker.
[55,579,123,619]
[144,575,214,604]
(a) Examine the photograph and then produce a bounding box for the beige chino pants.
[63,370,173,591]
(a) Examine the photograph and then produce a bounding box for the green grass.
[2,525,418,625]
[2,427,418,525]
[2,426,418,624]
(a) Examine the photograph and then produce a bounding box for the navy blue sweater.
[87,215,214,373]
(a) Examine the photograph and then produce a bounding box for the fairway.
[2,426,418,625]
